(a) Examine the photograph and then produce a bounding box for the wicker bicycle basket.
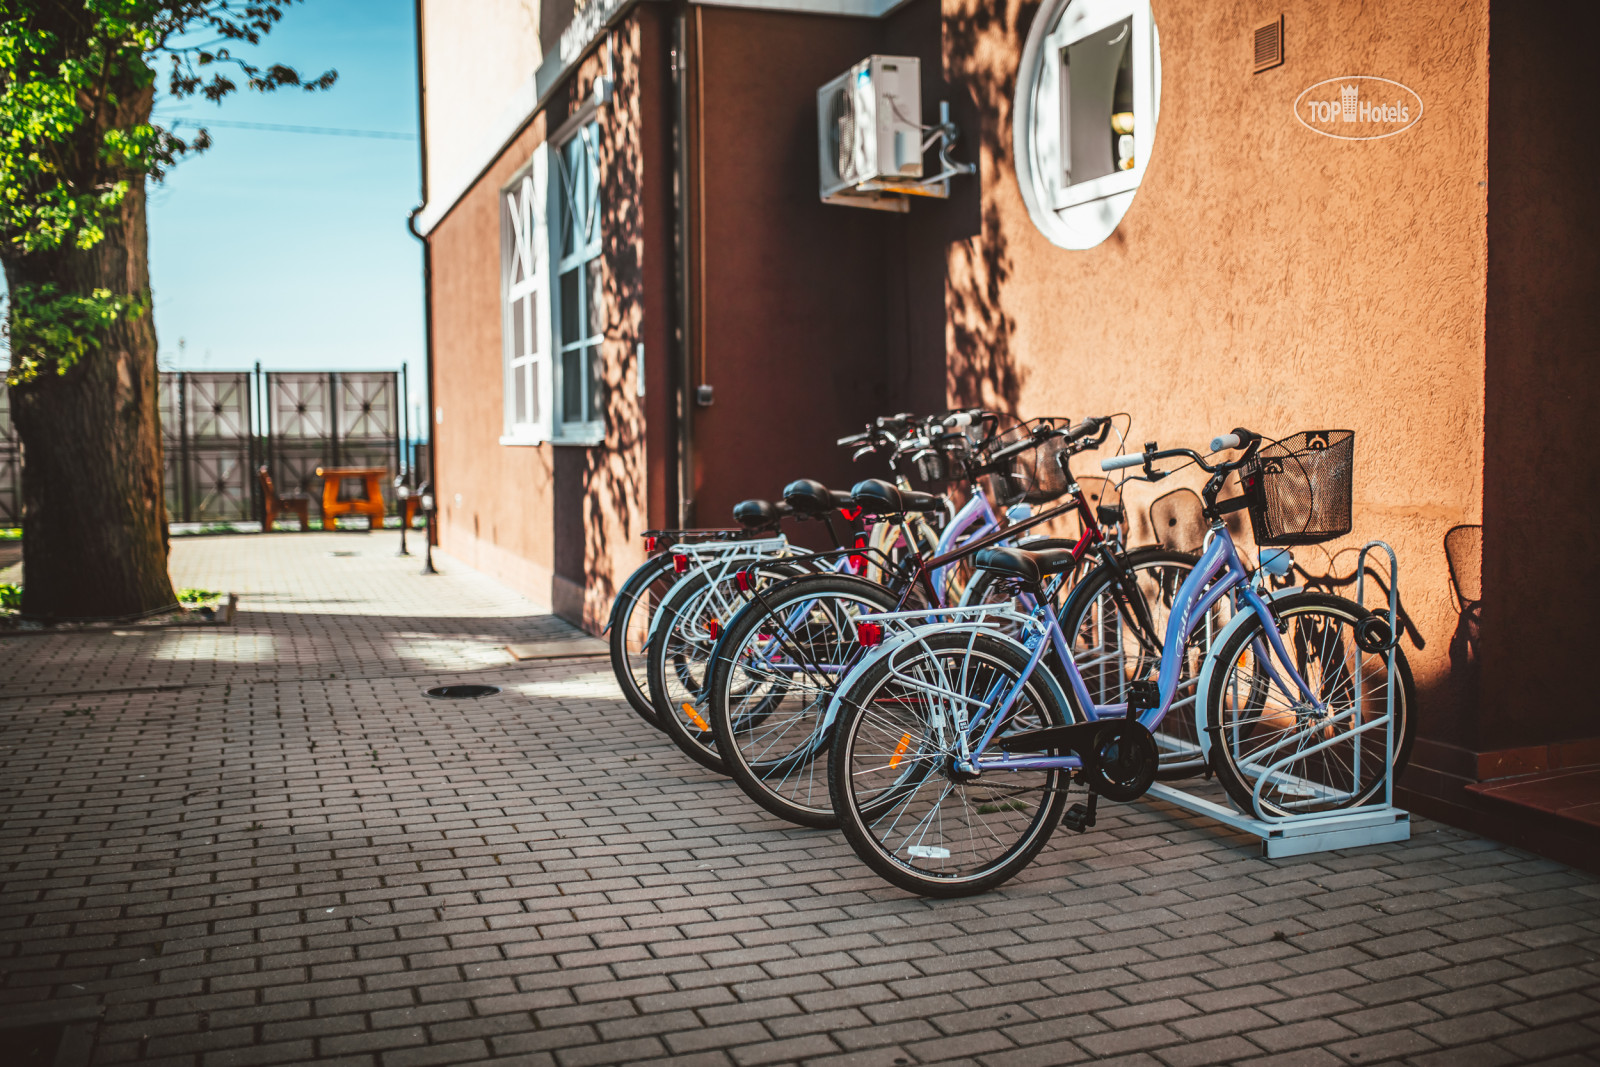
[981,418,1075,506]
[1241,430,1355,546]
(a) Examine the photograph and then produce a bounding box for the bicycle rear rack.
[1141,539,1411,859]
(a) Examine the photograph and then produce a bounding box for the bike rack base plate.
[1144,782,1411,859]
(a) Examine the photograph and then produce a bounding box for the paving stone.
[0,532,1596,1067]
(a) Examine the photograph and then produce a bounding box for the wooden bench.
[315,466,387,531]
[258,466,310,532]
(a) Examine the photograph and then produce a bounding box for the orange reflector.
[890,733,913,768]
[682,703,709,731]
[707,618,721,639]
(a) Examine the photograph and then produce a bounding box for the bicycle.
[824,426,1415,897]
[705,417,1201,827]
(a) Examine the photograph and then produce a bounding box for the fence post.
[178,373,192,523]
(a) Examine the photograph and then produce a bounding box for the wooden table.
[315,466,387,531]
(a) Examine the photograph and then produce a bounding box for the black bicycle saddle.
[782,479,855,517]
[851,479,943,515]
[733,498,791,530]
[972,546,1077,586]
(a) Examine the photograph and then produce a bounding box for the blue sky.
[147,0,425,429]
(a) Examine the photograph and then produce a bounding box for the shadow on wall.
[579,28,650,629]
[942,0,1034,414]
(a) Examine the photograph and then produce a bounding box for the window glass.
[1015,0,1160,250]
[553,122,605,434]
[501,153,548,441]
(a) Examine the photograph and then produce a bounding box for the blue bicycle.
[825,427,1416,897]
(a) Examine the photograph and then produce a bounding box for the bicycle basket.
[981,418,1074,506]
[1242,430,1355,546]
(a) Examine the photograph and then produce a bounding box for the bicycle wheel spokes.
[832,634,1070,896]
[1214,604,1398,815]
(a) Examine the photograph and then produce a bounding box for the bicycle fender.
[1193,586,1301,763]
[818,622,1036,733]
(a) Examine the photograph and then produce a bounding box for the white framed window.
[1014,0,1161,249]
[550,120,605,444]
[500,143,552,445]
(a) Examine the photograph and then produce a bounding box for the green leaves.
[0,1,334,378]
[4,283,148,385]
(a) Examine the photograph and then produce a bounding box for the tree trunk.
[4,174,175,620]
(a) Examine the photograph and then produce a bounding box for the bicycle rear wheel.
[606,552,679,731]
[647,560,803,774]
[1206,592,1416,818]
[709,574,900,828]
[1057,548,1212,779]
[827,630,1073,898]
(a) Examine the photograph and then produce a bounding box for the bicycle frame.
[832,517,1330,782]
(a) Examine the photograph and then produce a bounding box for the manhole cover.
[425,684,501,699]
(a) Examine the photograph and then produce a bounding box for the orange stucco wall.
[938,0,1489,763]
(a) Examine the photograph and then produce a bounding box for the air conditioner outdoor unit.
[817,55,925,212]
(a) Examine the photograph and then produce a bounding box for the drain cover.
[425,684,501,699]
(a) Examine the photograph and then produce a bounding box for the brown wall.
[932,0,1491,783]
[688,7,899,530]
[428,13,663,629]
[1481,0,1600,751]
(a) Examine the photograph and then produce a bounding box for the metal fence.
[0,369,413,529]
[0,388,18,527]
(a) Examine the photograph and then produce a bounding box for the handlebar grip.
[837,432,870,446]
[1067,416,1107,439]
[943,412,974,429]
[1210,433,1242,452]
[1101,452,1145,472]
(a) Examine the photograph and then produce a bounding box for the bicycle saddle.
[733,498,791,530]
[851,479,943,515]
[972,546,1077,587]
[781,478,854,517]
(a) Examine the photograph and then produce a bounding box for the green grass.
[0,583,20,611]
[177,588,221,605]
[0,528,19,540]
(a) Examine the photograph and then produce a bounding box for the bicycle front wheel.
[710,574,900,828]
[828,631,1074,898]
[1206,592,1416,818]
[606,552,679,731]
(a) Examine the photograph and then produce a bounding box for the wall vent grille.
[1253,16,1284,73]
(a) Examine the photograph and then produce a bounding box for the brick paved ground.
[1,532,1597,1067]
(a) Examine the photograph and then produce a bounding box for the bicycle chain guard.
[996,718,1159,803]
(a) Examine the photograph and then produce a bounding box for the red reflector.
[857,622,883,647]
[645,536,658,552]
[735,569,752,592]
[849,554,866,572]
[841,506,862,521]
[707,619,721,639]
[673,554,689,574]
[854,534,867,549]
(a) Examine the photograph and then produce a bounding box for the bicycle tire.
[606,552,680,731]
[647,559,805,774]
[1205,592,1417,818]
[708,573,900,828]
[827,630,1075,898]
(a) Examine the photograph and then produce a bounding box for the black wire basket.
[1242,430,1355,546]
[981,418,1074,506]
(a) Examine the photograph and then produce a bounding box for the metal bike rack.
[1141,540,1411,859]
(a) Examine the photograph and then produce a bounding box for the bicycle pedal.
[1126,679,1159,714]
[1061,796,1097,833]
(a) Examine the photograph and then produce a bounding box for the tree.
[0,1,333,620]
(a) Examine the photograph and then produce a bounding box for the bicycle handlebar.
[1101,452,1145,472]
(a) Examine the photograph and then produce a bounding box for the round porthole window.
[1014,0,1162,250]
